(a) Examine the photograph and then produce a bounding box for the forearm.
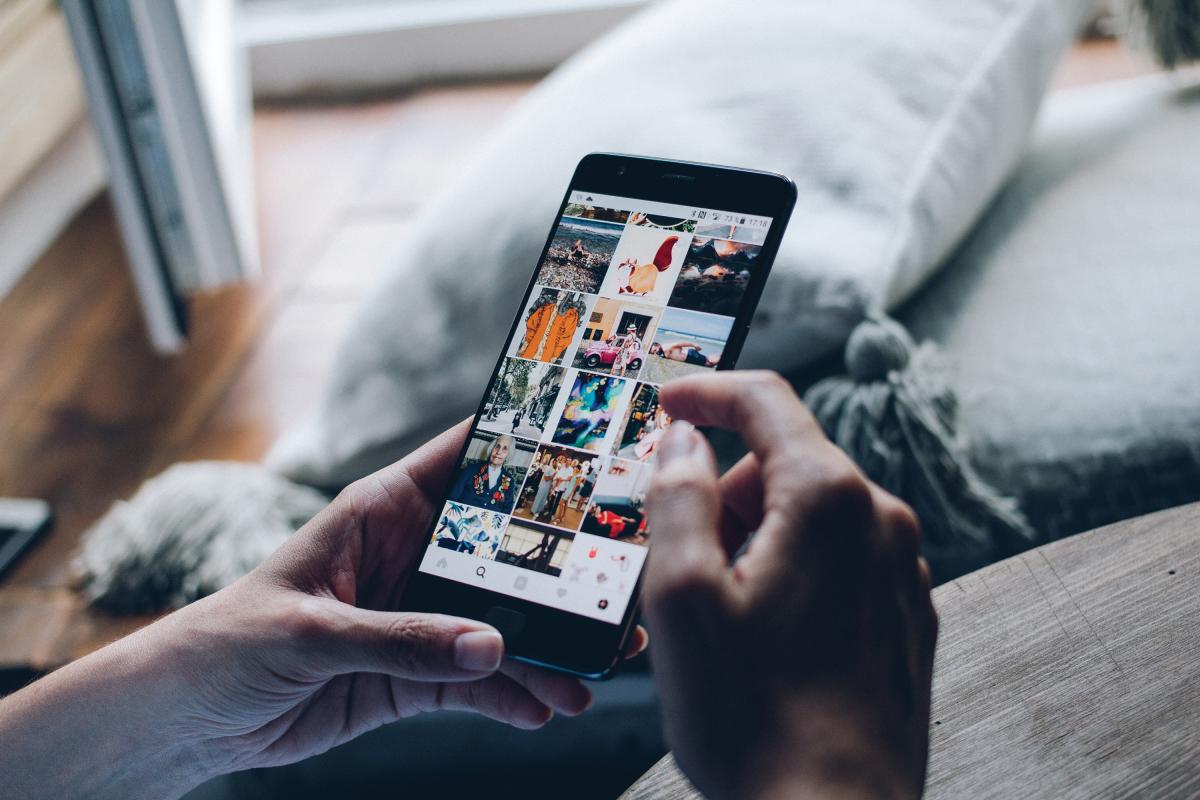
[743,702,924,800]
[0,618,216,800]
[750,759,919,800]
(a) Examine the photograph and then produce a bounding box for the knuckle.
[464,675,487,712]
[745,371,807,415]
[383,616,443,672]
[495,678,527,723]
[808,463,875,528]
[333,481,372,517]
[274,596,333,645]
[766,453,814,496]
[746,369,793,396]
[884,498,922,551]
[331,481,359,508]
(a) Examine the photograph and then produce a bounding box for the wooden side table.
[623,502,1200,799]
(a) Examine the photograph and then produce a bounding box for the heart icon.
[556,588,568,598]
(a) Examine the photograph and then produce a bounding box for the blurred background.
[0,0,1192,798]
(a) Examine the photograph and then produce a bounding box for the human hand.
[166,419,646,775]
[641,372,937,800]
[0,420,646,800]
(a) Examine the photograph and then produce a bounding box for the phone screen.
[415,184,776,626]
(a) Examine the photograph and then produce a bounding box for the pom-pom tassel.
[74,462,329,613]
[1127,0,1200,69]
[805,315,1035,579]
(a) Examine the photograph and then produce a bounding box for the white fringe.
[75,462,328,613]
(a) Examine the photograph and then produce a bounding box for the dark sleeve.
[446,466,472,504]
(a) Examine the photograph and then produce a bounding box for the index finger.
[659,371,841,486]
[659,371,870,558]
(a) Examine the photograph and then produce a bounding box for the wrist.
[740,696,923,800]
[0,611,223,799]
[750,755,918,800]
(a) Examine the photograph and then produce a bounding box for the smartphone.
[401,153,796,678]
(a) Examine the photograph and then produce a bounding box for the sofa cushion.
[269,0,1092,488]
[899,73,1200,542]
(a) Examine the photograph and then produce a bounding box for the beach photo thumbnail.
[597,224,691,305]
[580,459,652,546]
[552,371,630,452]
[430,501,508,561]
[569,297,660,380]
[512,444,599,531]
[667,237,764,316]
[535,213,624,294]
[446,430,537,515]
[612,382,671,463]
[561,203,629,224]
[495,519,575,577]
[508,287,593,366]
[640,307,735,384]
[479,359,566,442]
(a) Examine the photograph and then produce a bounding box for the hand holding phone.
[641,372,938,800]
[402,154,797,677]
[0,425,651,800]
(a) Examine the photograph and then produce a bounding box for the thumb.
[301,599,505,681]
[643,424,728,623]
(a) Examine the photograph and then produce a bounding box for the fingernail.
[659,422,698,465]
[454,631,504,672]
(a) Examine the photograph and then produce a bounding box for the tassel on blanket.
[1126,0,1200,68]
[75,462,328,613]
[804,315,1034,577]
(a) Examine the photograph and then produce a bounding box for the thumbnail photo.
[494,519,574,577]
[446,430,537,515]
[512,444,600,530]
[569,297,660,379]
[509,287,593,366]
[640,307,735,384]
[630,211,696,234]
[667,237,764,316]
[480,358,566,441]
[694,219,768,245]
[561,203,629,224]
[535,213,624,294]
[580,459,652,545]
[598,225,691,305]
[430,501,508,560]
[612,382,671,463]
[552,372,631,452]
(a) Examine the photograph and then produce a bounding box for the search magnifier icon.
[475,566,487,579]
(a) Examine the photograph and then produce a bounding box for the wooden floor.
[0,80,536,671]
[0,39,1161,674]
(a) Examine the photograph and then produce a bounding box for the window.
[239,0,653,99]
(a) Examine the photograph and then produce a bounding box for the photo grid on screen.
[423,193,772,622]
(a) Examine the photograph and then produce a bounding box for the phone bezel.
[401,153,797,679]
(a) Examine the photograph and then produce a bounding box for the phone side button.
[483,606,527,642]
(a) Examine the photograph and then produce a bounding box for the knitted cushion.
[899,72,1200,545]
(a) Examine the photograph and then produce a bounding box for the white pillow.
[269,0,1094,488]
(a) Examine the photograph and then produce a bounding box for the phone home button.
[483,606,527,642]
